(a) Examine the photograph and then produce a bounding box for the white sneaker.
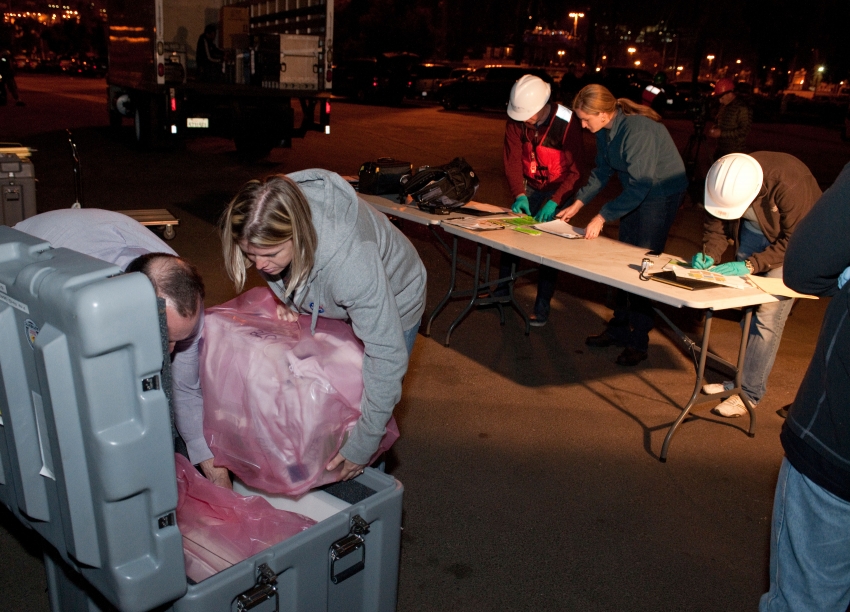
[711,395,749,418]
[702,380,734,395]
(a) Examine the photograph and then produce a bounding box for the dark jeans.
[498,186,558,320]
[603,191,684,352]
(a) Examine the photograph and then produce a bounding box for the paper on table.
[664,262,750,289]
[442,217,506,231]
[533,219,586,239]
[747,275,818,299]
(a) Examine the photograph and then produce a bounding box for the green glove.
[710,261,749,276]
[534,199,558,222]
[690,253,714,269]
[512,195,531,215]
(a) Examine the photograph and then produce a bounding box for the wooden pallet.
[121,209,179,240]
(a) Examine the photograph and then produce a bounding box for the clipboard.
[648,270,717,291]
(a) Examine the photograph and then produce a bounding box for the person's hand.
[327,453,367,481]
[556,200,583,223]
[690,253,715,269]
[534,199,558,222]
[583,214,605,240]
[708,127,721,138]
[276,303,299,322]
[710,261,750,276]
[198,458,233,489]
[511,195,531,215]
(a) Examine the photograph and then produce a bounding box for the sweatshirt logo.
[308,302,325,314]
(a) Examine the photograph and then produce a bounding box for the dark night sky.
[334,0,850,81]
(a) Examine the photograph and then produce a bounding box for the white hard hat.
[507,74,551,121]
[704,153,764,220]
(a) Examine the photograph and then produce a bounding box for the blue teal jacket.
[574,109,688,221]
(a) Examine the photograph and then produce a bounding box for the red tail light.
[158,63,164,77]
[326,69,333,81]
[171,97,177,112]
[325,100,331,114]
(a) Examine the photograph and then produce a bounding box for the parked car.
[589,66,654,103]
[438,65,555,112]
[332,53,419,105]
[406,63,455,99]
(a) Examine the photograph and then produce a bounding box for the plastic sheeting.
[201,287,400,496]
[174,453,316,582]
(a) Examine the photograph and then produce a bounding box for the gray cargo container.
[0,226,402,612]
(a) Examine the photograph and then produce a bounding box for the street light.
[569,12,584,38]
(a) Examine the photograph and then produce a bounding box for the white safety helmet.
[507,74,551,121]
[704,153,764,220]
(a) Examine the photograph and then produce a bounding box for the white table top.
[439,221,778,312]
[359,193,470,226]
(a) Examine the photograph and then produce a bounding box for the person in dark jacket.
[691,152,822,417]
[498,74,585,326]
[708,78,751,160]
[558,83,688,366]
[758,161,850,612]
[196,24,223,82]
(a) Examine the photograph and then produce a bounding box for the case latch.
[236,563,278,611]
[330,515,370,584]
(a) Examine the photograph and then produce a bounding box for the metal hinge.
[330,515,370,584]
[236,563,278,611]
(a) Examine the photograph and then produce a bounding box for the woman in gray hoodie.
[220,169,427,480]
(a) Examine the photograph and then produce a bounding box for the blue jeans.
[403,323,419,356]
[737,227,795,404]
[498,186,558,320]
[604,191,684,352]
[760,458,850,612]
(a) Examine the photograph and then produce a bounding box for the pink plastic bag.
[201,287,400,496]
[174,453,315,583]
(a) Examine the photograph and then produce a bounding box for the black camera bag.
[399,157,479,214]
[358,158,413,195]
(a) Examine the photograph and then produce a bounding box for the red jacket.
[503,103,585,203]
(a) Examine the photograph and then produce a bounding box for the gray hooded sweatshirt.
[262,169,427,465]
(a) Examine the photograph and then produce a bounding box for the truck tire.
[134,96,155,149]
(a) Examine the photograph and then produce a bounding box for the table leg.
[445,244,484,345]
[659,306,757,461]
[660,310,714,462]
[424,235,459,337]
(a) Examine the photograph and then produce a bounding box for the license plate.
[186,117,209,128]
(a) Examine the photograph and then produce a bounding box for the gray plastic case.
[0,153,37,225]
[0,226,403,612]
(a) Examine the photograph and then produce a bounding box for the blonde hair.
[220,174,318,294]
[573,83,662,122]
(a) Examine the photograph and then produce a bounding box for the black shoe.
[616,347,647,366]
[777,405,790,419]
[585,331,625,347]
[529,314,547,327]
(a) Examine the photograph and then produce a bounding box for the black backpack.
[400,157,479,214]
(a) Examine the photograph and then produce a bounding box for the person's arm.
[572,131,614,207]
[331,243,410,469]
[749,178,823,273]
[171,313,232,488]
[597,126,657,221]
[784,162,850,296]
[503,121,527,198]
[702,213,730,263]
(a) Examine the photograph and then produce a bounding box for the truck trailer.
[106,0,333,159]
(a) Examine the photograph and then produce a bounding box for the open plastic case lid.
[0,226,187,611]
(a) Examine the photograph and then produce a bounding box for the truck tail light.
[326,69,333,82]
[171,97,177,112]
[325,101,331,115]
[158,63,164,77]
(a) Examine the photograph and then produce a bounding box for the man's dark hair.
[126,253,205,318]
[204,23,217,35]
